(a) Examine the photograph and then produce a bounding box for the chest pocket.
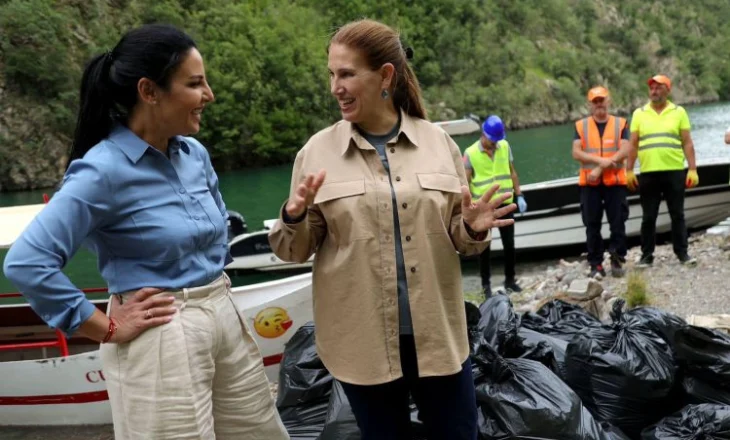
[196,192,227,245]
[417,173,461,233]
[129,206,193,261]
[315,179,373,243]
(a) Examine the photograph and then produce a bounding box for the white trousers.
[100,274,289,440]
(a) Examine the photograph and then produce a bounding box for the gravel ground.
[469,230,730,321]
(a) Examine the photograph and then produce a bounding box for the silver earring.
[381,89,389,99]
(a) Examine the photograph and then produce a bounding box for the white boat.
[434,117,481,136]
[226,219,313,271]
[487,157,730,253]
[0,203,47,249]
[0,204,314,425]
[226,158,730,264]
[0,272,313,426]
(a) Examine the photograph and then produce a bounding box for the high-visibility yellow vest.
[465,140,514,204]
[630,101,689,172]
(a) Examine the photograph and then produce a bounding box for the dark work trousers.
[339,335,478,440]
[479,206,515,288]
[579,184,629,266]
[638,170,688,257]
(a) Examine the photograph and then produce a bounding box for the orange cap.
[648,74,671,90]
[587,86,609,102]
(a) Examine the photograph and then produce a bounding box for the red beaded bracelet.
[102,318,117,344]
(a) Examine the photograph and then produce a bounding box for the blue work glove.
[516,195,527,213]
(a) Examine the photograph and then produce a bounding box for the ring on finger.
[145,309,153,319]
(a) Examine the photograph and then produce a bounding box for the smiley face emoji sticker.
[253,307,294,339]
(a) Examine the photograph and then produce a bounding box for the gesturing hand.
[285,170,326,218]
[109,288,178,343]
[460,184,517,232]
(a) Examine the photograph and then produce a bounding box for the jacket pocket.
[315,179,373,242]
[314,179,365,203]
[417,173,461,234]
[417,173,462,194]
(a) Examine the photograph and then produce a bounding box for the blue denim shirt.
[3,125,231,336]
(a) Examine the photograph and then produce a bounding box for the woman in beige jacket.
[269,19,515,440]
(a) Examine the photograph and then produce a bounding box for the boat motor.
[227,210,247,241]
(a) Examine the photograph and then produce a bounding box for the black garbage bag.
[466,301,482,355]
[280,401,330,440]
[319,381,359,440]
[277,322,333,439]
[623,306,687,349]
[641,404,730,439]
[564,307,677,439]
[600,422,632,440]
[277,322,333,408]
[675,325,730,388]
[473,344,629,440]
[521,299,601,341]
[473,295,561,374]
[477,294,520,353]
[518,327,568,379]
[683,376,730,406]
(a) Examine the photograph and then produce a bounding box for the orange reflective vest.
[575,116,628,186]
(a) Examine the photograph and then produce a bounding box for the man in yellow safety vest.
[464,115,526,296]
[627,74,698,267]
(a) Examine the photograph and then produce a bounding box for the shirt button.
[402,203,408,209]
[389,298,395,306]
[179,188,186,194]
[406,235,411,242]
[410,267,416,273]
[390,148,395,153]
[193,216,200,221]
[391,329,397,337]
[383,203,389,210]
[395,176,401,182]
[43,314,51,320]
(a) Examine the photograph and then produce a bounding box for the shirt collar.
[642,100,678,114]
[340,109,421,155]
[478,139,501,153]
[109,125,190,163]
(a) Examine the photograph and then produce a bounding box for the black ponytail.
[67,24,197,169]
[68,53,114,168]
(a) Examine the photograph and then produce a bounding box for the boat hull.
[488,158,730,253]
[227,230,313,271]
[0,273,313,426]
[226,159,730,264]
[434,118,480,136]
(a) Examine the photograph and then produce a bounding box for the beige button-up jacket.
[268,111,491,385]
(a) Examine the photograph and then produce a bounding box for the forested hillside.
[2,0,729,190]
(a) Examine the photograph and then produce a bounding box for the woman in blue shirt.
[3,24,288,439]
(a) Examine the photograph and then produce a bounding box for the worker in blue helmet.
[463,115,526,296]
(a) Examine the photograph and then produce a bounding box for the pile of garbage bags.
[277,296,730,439]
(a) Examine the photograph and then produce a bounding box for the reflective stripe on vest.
[466,140,514,204]
[635,103,686,172]
[575,116,627,186]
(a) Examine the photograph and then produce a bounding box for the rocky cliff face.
[0,60,718,193]
[0,71,68,192]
